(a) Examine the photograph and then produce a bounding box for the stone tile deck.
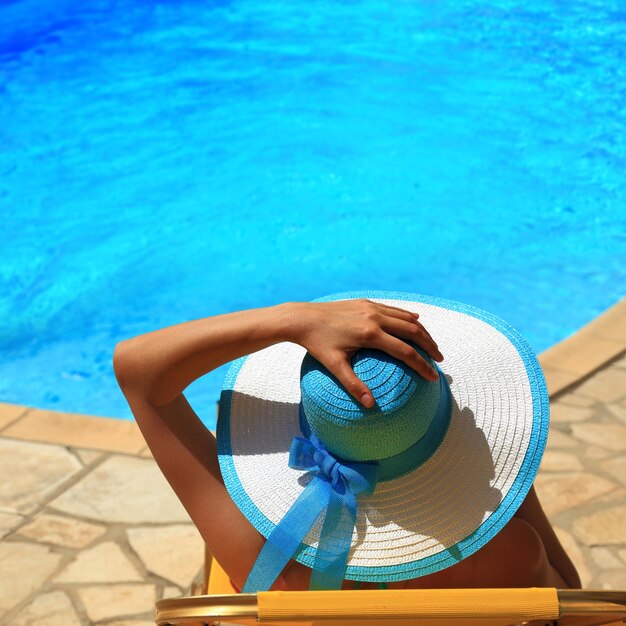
[0,298,624,625]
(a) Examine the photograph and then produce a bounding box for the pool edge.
[539,296,626,398]
[1,296,624,455]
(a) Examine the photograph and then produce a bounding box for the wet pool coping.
[0,296,624,454]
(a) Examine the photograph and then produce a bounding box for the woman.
[113,295,581,592]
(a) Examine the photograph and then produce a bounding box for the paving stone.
[597,568,626,590]
[555,395,595,408]
[553,526,592,588]
[573,504,626,545]
[570,423,626,451]
[550,404,594,424]
[575,368,626,403]
[591,486,626,506]
[590,547,623,569]
[619,549,626,564]
[0,542,63,615]
[613,353,626,369]
[540,451,583,472]
[0,402,28,430]
[54,541,142,583]
[49,455,190,523]
[18,513,106,549]
[607,402,626,425]
[138,446,153,459]
[545,429,579,449]
[3,409,145,454]
[162,586,183,599]
[0,439,82,515]
[585,446,612,460]
[127,524,204,588]
[12,591,80,626]
[73,448,104,465]
[0,511,24,539]
[600,456,626,487]
[77,584,155,623]
[534,472,618,516]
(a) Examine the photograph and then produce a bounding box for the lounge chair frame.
[155,549,626,626]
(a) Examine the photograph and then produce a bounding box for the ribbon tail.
[310,490,357,590]
[243,477,331,592]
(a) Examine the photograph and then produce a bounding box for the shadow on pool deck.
[0,298,624,625]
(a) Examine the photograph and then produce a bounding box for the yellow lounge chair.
[155,548,626,626]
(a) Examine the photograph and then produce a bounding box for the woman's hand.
[284,298,444,408]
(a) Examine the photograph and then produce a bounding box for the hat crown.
[300,345,440,462]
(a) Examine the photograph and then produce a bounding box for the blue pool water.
[1,0,625,428]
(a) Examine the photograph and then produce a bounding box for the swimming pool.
[1,0,625,428]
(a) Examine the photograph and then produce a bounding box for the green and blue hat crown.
[300,345,445,465]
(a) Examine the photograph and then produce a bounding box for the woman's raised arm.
[113,303,295,407]
[113,299,441,409]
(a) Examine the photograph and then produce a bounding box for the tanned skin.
[113,299,581,592]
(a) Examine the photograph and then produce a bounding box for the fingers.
[373,301,420,321]
[372,333,439,381]
[380,317,443,362]
[307,300,441,407]
[367,302,438,350]
[326,354,375,408]
[363,301,439,353]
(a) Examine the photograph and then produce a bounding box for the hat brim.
[217,291,549,582]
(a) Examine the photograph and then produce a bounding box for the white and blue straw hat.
[217,291,549,591]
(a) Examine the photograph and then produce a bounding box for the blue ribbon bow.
[242,433,379,591]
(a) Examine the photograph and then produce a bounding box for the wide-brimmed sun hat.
[217,291,549,591]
